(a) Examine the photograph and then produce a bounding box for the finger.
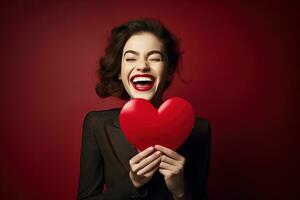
[135,151,161,172]
[159,161,179,171]
[137,155,161,176]
[130,146,154,164]
[143,165,160,178]
[154,145,181,160]
[161,155,179,166]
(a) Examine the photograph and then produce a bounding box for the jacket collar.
[112,114,121,128]
[104,110,138,171]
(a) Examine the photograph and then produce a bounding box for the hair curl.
[96,18,182,100]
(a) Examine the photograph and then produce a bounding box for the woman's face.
[120,32,169,101]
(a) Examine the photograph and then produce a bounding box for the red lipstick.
[130,74,155,91]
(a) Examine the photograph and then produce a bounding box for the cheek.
[156,63,168,78]
[120,63,128,77]
[120,64,133,83]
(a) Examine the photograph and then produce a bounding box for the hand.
[129,146,162,189]
[155,145,187,199]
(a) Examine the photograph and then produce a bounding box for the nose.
[136,60,150,71]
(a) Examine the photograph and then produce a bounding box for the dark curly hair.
[96,18,182,100]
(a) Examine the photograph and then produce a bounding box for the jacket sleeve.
[77,112,147,200]
[183,118,211,200]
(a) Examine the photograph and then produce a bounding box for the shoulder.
[194,117,211,134]
[83,107,121,126]
[177,116,211,154]
[190,116,211,143]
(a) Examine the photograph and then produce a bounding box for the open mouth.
[130,74,155,91]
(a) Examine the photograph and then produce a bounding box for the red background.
[1,1,299,199]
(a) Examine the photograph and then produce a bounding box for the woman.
[77,19,211,200]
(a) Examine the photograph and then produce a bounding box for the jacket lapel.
[104,113,138,171]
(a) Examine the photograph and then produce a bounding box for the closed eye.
[126,58,136,62]
[149,58,162,62]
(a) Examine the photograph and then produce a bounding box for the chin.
[130,91,155,101]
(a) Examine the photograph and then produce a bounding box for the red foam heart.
[120,97,195,151]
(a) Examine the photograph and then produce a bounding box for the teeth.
[132,77,153,83]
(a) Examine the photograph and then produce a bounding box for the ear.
[118,73,122,80]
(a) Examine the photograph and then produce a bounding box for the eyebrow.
[123,50,164,58]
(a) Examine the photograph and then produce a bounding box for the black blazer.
[77,108,211,200]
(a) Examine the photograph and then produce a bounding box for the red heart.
[119,97,195,151]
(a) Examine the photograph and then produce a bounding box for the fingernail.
[148,146,154,151]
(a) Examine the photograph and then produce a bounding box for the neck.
[150,94,163,109]
[129,94,163,108]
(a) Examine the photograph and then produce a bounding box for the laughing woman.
[77,19,211,200]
